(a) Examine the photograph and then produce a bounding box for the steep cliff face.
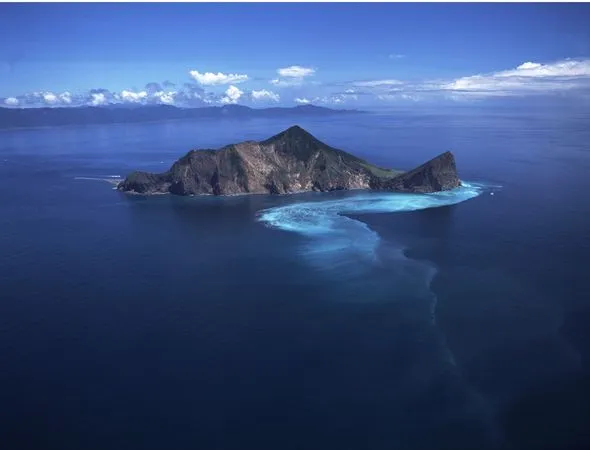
[369,151,460,193]
[118,126,385,195]
[117,126,460,196]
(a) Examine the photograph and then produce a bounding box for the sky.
[1,2,589,109]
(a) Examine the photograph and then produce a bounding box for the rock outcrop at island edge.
[368,151,460,193]
[117,125,460,196]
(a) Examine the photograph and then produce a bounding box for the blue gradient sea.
[1,107,589,450]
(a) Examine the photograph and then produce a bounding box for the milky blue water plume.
[257,182,492,275]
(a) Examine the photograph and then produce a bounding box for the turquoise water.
[1,108,589,450]
[258,182,493,275]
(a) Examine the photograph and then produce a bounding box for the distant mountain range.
[0,104,363,129]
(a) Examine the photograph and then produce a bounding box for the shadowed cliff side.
[369,151,460,193]
[117,126,460,196]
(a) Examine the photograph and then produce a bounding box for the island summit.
[117,125,461,196]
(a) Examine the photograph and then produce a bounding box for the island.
[117,125,461,195]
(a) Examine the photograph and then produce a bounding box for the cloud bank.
[438,59,590,97]
[2,58,589,109]
[0,82,276,109]
[338,59,590,103]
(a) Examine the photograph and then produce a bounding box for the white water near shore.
[258,182,493,272]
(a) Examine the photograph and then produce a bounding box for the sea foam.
[258,182,490,274]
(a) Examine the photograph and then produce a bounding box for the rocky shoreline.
[117,125,461,196]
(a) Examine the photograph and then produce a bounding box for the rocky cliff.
[117,126,460,196]
[368,151,460,193]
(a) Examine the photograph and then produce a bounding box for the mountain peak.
[287,124,305,132]
[262,125,321,145]
[370,150,460,193]
[118,127,462,196]
[416,150,456,172]
[281,125,311,136]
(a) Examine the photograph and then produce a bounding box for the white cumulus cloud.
[189,70,248,86]
[90,93,107,106]
[153,91,177,105]
[251,89,280,102]
[294,97,311,104]
[59,92,72,104]
[220,85,243,104]
[516,62,542,71]
[501,59,590,78]
[4,97,19,106]
[272,66,316,88]
[43,92,58,104]
[120,90,148,102]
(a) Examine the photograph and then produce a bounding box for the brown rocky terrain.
[117,126,460,196]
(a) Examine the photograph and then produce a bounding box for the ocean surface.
[1,107,589,450]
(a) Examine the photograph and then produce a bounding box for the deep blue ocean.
[1,107,589,450]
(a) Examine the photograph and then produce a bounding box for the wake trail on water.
[74,176,122,188]
[259,182,504,444]
[258,182,494,276]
